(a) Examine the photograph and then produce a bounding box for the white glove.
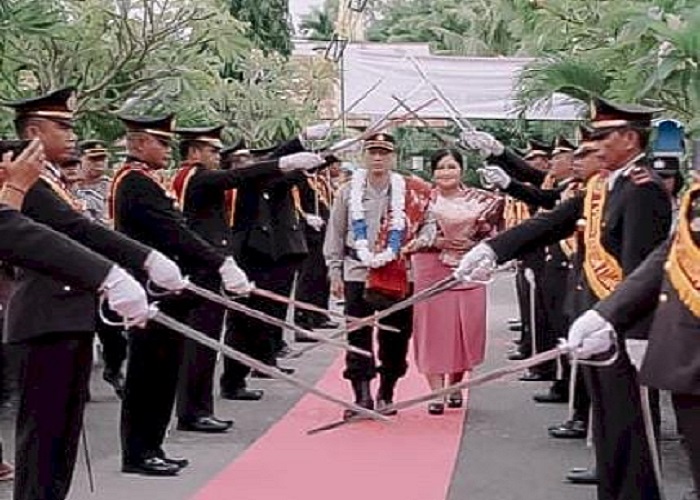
[302,122,332,141]
[370,249,396,268]
[479,165,511,189]
[566,310,615,358]
[219,256,253,295]
[355,239,373,267]
[460,130,504,158]
[304,213,325,232]
[143,250,186,292]
[100,266,149,328]
[453,242,497,282]
[279,152,325,172]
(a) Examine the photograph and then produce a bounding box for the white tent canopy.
[294,41,585,122]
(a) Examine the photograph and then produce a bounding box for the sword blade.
[185,282,372,358]
[250,287,399,333]
[150,309,389,423]
[325,276,460,338]
[407,55,476,133]
[307,346,567,435]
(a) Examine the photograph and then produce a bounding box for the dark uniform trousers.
[96,320,127,374]
[342,281,412,382]
[583,348,660,500]
[177,274,225,421]
[295,229,331,324]
[121,304,186,464]
[15,333,93,500]
[673,394,700,490]
[221,252,302,391]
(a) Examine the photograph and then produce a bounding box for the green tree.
[228,0,293,56]
[299,0,338,41]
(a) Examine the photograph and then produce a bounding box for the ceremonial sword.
[248,286,399,333]
[182,282,372,358]
[307,339,621,435]
[147,306,389,423]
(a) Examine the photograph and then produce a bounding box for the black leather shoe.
[376,399,397,416]
[177,416,232,433]
[566,467,597,484]
[343,399,374,420]
[276,345,293,358]
[427,402,445,415]
[160,455,189,469]
[221,388,264,400]
[122,457,180,476]
[533,389,568,403]
[519,370,554,382]
[103,368,125,400]
[507,350,530,361]
[549,420,587,439]
[212,416,234,426]
[508,324,523,332]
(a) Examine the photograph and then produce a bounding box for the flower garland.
[349,168,406,268]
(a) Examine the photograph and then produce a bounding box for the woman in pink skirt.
[404,149,503,415]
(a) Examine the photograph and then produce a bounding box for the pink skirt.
[411,252,487,375]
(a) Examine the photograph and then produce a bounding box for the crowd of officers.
[0,87,345,499]
[455,99,698,500]
[0,84,697,500]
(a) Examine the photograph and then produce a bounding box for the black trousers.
[584,351,661,500]
[95,319,127,374]
[177,296,225,421]
[672,393,700,493]
[342,281,412,382]
[121,319,184,464]
[295,237,330,325]
[221,253,301,392]
[14,332,93,500]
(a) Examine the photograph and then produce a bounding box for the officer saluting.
[111,113,253,476]
[1,89,182,500]
[171,125,321,429]
[456,98,672,500]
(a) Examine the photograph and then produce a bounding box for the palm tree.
[299,5,336,41]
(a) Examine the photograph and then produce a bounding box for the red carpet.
[193,354,468,500]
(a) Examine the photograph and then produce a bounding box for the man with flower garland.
[324,132,431,419]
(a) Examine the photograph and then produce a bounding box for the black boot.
[343,380,373,420]
[376,377,398,416]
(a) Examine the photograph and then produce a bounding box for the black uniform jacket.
[488,165,672,339]
[505,179,567,211]
[7,177,151,343]
[595,195,699,394]
[181,160,280,255]
[0,205,111,293]
[230,138,309,262]
[112,165,226,275]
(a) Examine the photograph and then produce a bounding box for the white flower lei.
[349,168,406,268]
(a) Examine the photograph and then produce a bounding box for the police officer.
[567,154,699,499]
[1,89,183,500]
[171,125,323,427]
[456,98,672,500]
[220,128,326,394]
[111,113,254,476]
[294,155,340,333]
